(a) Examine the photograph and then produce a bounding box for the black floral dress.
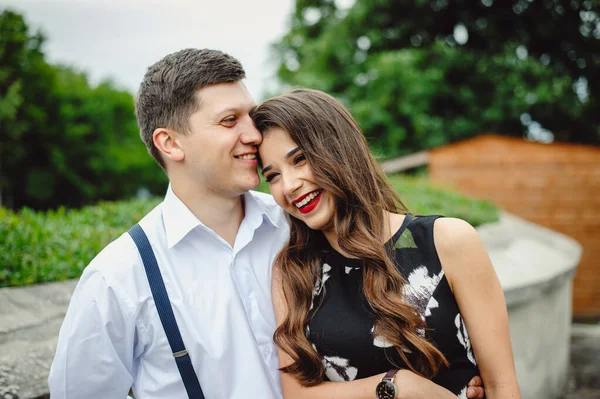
[307,214,479,397]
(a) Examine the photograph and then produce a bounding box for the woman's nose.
[282,172,302,199]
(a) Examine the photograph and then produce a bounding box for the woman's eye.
[265,173,279,183]
[294,154,306,164]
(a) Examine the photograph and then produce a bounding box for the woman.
[252,88,521,399]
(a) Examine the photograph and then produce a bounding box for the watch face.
[376,380,396,399]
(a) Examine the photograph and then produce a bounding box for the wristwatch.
[375,369,399,399]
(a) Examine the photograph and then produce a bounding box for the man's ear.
[153,128,184,162]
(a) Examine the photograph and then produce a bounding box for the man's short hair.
[135,48,245,169]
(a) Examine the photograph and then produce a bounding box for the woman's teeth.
[237,154,256,160]
[295,190,321,208]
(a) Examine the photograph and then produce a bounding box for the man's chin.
[239,175,261,192]
[248,179,261,191]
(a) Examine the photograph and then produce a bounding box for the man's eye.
[222,116,237,126]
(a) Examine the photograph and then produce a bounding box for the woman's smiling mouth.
[293,189,323,214]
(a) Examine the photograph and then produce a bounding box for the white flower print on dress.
[371,326,393,348]
[371,266,443,345]
[344,265,360,274]
[425,296,439,318]
[403,266,444,320]
[313,263,331,297]
[322,355,358,381]
[457,386,468,399]
[455,313,476,365]
[309,263,332,311]
[371,326,413,352]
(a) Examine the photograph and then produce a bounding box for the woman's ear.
[153,128,184,162]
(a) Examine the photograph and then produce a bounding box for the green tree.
[0,9,54,208]
[272,0,599,156]
[0,9,167,210]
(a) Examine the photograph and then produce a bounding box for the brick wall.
[429,134,600,317]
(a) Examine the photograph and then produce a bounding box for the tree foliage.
[0,9,167,210]
[272,0,600,157]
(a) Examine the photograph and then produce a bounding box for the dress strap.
[388,213,414,247]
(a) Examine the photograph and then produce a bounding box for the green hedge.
[0,176,498,288]
[386,175,499,228]
[0,198,160,287]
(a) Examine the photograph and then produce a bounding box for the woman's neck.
[323,229,354,257]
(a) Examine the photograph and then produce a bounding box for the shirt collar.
[162,185,280,249]
[244,190,281,229]
[162,185,203,249]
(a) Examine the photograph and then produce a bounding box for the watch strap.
[382,369,399,382]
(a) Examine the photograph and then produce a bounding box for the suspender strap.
[128,224,205,399]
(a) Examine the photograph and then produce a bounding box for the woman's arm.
[271,266,484,399]
[434,218,521,399]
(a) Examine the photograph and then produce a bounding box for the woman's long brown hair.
[252,88,448,386]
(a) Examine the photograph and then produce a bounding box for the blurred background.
[0,0,598,397]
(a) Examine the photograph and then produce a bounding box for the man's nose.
[240,117,262,145]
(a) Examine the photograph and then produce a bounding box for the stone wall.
[477,213,582,399]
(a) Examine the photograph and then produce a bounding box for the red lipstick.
[295,191,322,214]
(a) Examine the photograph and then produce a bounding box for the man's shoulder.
[84,230,141,285]
[85,203,163,287]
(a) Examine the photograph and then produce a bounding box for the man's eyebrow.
[285,147,301,160]
[216,104,257,118]
[261,165,273,175]
[215,107,239,117]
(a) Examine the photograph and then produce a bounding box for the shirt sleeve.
[48,265,138,398]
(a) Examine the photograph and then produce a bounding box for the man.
[48,49,485,398]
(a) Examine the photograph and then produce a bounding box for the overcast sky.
[0,0,295,100]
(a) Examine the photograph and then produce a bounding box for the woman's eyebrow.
[285,147,301,159]
[261,165,273,175]
[261,148,301,176]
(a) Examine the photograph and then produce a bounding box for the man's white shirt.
[48,186,290,398]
